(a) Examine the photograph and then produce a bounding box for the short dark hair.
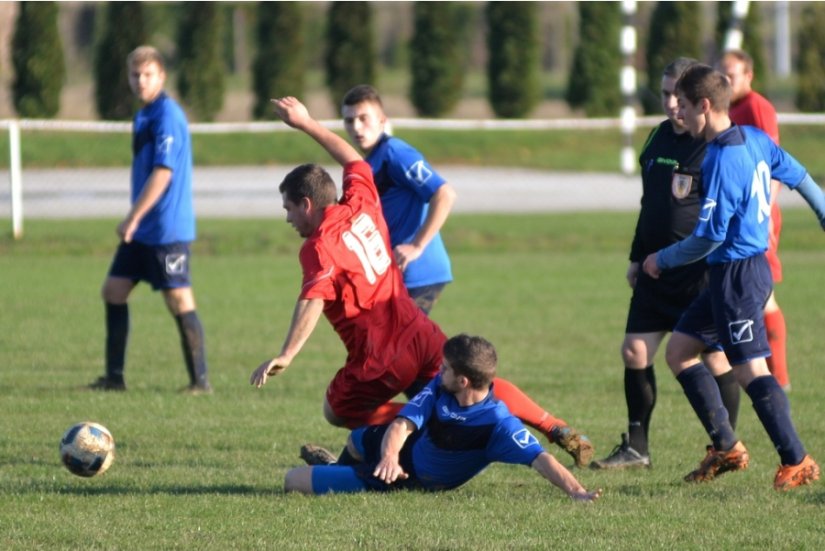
[342,84,384,109]
[278,164,338,207]
[664,57,699,80]
[443,334,498,390]
[676,64,731,112]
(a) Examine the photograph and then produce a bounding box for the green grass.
[4,125,825,177]
[2,212,825,550]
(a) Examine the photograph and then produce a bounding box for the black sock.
[676,363,737,451]
[336,446,359,466]
[175,311,208,386]
[625,365,656,455]
[105,302,129,382]
[746,375,806,466]
[714,370,741,431]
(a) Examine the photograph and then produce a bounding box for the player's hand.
[642,252,661,279]
[250,358,288,388]
[373,455,408,484]
[393,243,423,272]
[270,97,311,129]
[117,217,139,243]
[570,488,603,503]
[626,262,640,288]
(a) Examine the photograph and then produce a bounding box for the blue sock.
[746,375,806,466]
[676,364,737,451]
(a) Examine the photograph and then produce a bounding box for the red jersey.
[729,91,779,144]
[298,161,437,380]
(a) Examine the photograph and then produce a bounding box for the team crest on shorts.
[729,319,755,344]
[671,171,693,199]
[165,253,187,275]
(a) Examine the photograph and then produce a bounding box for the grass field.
[2,212,825,550]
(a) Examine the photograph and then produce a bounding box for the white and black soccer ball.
[59,422,115,477]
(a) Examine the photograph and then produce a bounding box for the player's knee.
[322,399,348,427]
[621,337,649,368]
[284,466,314,494]
[345,434,364,462]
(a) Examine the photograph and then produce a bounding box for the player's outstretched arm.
[250,298,325,388]
[373,417,415,484]
[531,451,602,502]
[271,96,361,167]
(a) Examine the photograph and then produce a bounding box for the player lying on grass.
[284,334,602,501]
[250,96,593,468]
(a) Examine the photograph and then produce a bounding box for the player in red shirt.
[720,49,789,391]
[250,97,593,466]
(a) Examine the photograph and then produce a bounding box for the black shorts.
[625,270,702,334]
[675,255,772,365]
[408,283,448,315]
[350,424,421,491]
[108,241,192,291]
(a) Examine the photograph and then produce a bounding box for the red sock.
[765,308,789,388]
[491,377,566,439]
[347,402,405,429]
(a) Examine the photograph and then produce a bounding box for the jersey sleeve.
[151,102,185,171]
[340,161,380,205]
[770,142,808,189]
[487,417,544,466]
[398,377,440,429]
[298,240,337,301]
[692,150,737,243]
[386,142,447,202]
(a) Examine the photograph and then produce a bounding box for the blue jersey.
[366,134,452,288]
[696,125,806,265]
[398,375,544,490]
[131,92,195,245]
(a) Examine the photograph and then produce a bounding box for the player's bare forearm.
[271,96,361,167]
[395,183,456,271]
[279,297,325,363]
[374,418,414,483]
[249,298,324,388]
[415,183,455,249]
[120,167,172,242]
[531,452,602,502]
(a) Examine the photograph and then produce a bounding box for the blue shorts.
[108,241,192,291]
[674,255,772,365]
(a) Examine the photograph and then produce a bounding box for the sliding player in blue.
[284,334,601,501]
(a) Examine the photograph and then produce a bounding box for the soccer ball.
[59,422,115,477]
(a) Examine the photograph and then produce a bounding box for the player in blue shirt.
[284,334,602,501]
[642,65,825,490]
[89,46,210,394]
[341,85,455,315]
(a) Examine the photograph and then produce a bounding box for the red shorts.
[766,201,782,282]
[325,325,445,425]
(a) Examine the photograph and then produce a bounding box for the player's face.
[720,57,752,103]
[677,94,706,139]
[128,61,166,105]
[342,101,386,153]
[282,195,314,238]
[661,75,685,131]
[439,361,462,394]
